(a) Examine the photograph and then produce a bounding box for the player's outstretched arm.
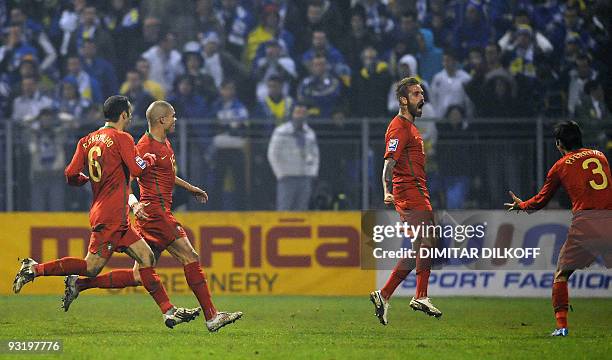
[64,139,89,186]
[506,166,561,213]
[382,158,396,205]
[175,176,208,203]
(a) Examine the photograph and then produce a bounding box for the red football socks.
[34,257,88,276]
[77,269,139,292]
[381,258,414,300]
[415,251,432,299]
[184,262,217,320]
[552,281,569,328]
[139,267,173,313]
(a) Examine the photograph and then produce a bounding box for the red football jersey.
[384,115,431,210]
[520,148,612,212]
[136,132,177,214]
[65,126,149,227]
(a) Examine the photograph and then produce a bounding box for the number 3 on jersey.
[582,157,608,190]
[88,146,103,182]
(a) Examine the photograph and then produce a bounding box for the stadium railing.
[2,116,610,212]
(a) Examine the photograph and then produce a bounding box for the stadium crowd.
[0,0,611,211]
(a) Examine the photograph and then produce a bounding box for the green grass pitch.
[1,295,611,359]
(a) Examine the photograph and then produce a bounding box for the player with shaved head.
[62,100,243,332]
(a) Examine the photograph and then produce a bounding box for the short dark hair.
[103,95,130,122]
[554,121,583,150]
[395,77,421,101]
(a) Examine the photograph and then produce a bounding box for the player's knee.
[140,250,156,267]
[85,263,104,277]
[184,250,199,264]
[554,269,571,283]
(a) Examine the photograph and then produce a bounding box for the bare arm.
[175,176,208,203]
[382,158,396,205]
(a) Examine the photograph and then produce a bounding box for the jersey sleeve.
[384,126,409,161]
[64,138,89,186]
[117,132,147,177]
[520,163,561,211]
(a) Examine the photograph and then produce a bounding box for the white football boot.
[13,258,37,293]
[369,290,390,325]
[164,307,201,329]
[62,275,79,312]
[409,297,442,318]
[206,311,243,332]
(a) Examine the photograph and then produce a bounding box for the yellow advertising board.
[0,212,374,296]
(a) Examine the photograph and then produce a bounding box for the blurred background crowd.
[0,0,610,212]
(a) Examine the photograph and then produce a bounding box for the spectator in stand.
[120,69,155,119]
[291,0,344,55]
[547,6,596,58]
[182,41,218,104]
[25,107,68,211]
[212,79,249,128]
[575,78,608,121]
[351,45,391,117]
[253,39,296,102]
[353,0,395,43]
[199,31,250,101]
[430,50,471,118]
[559,32,582,76]
[567,54,598,116]
[11,76,52,122]
[63,5,116,62]
[209,79,250,210]
[435,105,472,209]
[9,8,56,72]
[102,0,140,75]
[168,75,208,119]
[141,31,184,93]
[453,2,490,59]
[214,0,254,59]
[245,4,294,66]
[64,55,102,104]
[139,17,162,54]
[194,0,223,35]
[498,9,554,54]
[256,75,294,127]
[427,10,453,50]
[119,57,165,100]
[575,78,609,149]
[390,10,421,56]
[0,22,38,75]
[267,101,319,211]
[54,76,90,120]
[80,39,118,99]
[338,8,379,72]
[416,28,443,83]
[297,55,344,119]
[478,73,519,118]
[301,30,350,86]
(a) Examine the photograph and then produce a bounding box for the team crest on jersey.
[388,139,399,152]
[135,156,146,169]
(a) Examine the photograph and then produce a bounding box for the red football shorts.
[136,212,187,253]
[88,223,141,259]
[558,210,612,270]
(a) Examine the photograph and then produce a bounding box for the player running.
[62,100,243,332]
[13,96,198,328]
[505,121,612,337]
[370,77,441,325]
